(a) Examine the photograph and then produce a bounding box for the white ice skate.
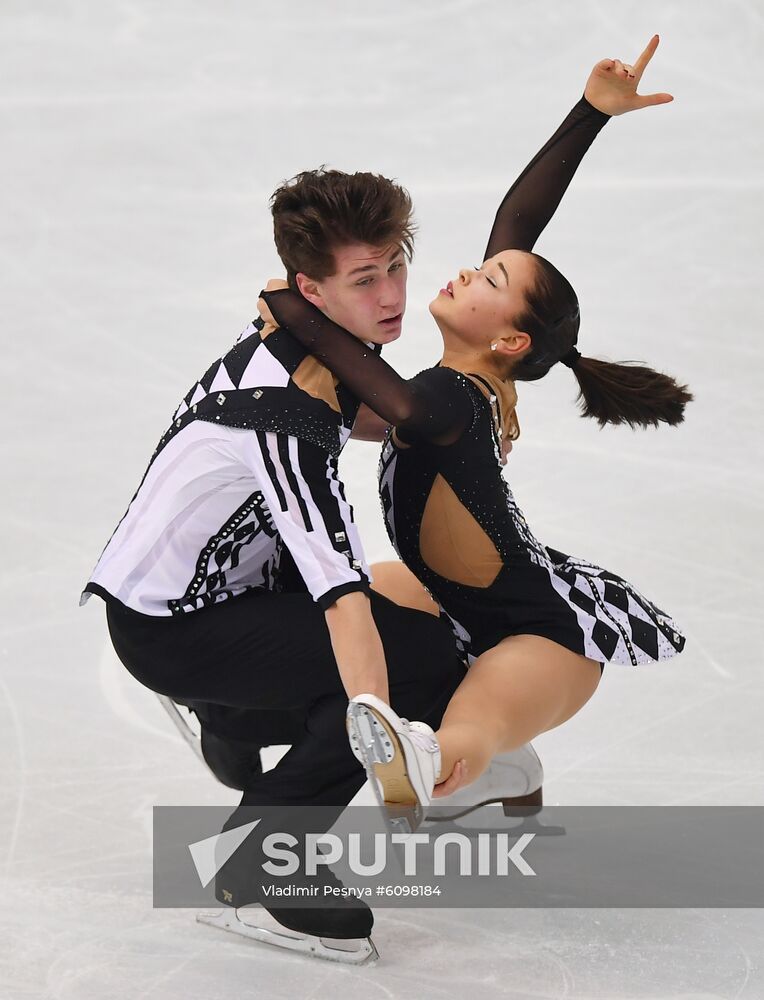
[424,743,544,823]
[346,694,441,835]
[423,744,564,837]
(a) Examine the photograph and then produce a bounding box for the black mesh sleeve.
[483,97,610,259]
[261,289,473,445]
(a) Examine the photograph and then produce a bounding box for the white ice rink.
[2,1,763,996]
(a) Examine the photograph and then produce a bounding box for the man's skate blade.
[156,695,205,763]
[196,907,379,966]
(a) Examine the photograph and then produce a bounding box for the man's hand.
[585,35,673,116]
[257,278,289,331]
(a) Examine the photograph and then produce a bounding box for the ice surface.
[1,0,763,996]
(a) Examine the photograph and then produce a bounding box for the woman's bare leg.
[434,634,601,792]
[369,560,440,616]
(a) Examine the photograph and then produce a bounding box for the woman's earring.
[490,343,498,351]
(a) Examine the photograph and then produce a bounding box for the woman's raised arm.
[483,34,672,258]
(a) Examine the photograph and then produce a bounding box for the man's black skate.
[200,808,377,962]
[213,819,373,941]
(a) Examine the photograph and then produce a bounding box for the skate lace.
[400,720,439,755]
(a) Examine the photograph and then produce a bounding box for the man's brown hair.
[270,167,416,288]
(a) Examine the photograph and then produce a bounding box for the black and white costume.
[81,319,373,615]
[374,367,685,665]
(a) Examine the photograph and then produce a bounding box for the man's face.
[296,243,407,345]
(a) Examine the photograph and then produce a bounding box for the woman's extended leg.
[434,634,602,792]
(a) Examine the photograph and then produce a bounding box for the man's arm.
[325,592,388,702]
[240,429,389,702]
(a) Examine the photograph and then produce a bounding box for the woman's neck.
[439,345,508,381]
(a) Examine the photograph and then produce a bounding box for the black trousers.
[106,587,465,809]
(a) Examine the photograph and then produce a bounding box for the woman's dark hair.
[511,253,693,429]
[270,167,416,288]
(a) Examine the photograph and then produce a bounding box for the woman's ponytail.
[511,252,693,429]
[568,355,693,429]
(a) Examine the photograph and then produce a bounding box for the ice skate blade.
[422,802,565,837]
[196,907,379,966]
[426,788,543,823]
[156,695,205,763]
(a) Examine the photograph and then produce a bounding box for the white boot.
[347,694,441,833]
[425,743,544,824]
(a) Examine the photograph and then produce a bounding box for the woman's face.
[429,248,537,349]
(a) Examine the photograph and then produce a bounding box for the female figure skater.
[259,36,690,822]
